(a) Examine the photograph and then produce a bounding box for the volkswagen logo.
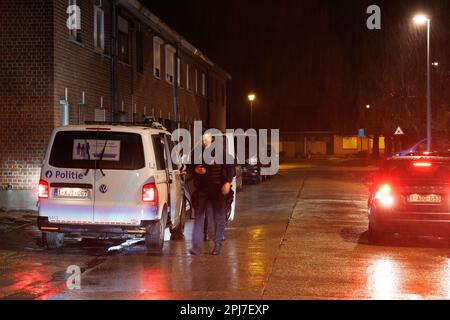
[99,184,108,194]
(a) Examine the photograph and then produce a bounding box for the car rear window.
[49,131,145,170]
[378,159,450,182]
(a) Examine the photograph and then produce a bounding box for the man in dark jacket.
[190,132,235,256]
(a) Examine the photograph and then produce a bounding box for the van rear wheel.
[145,212,167,251]
[170,199,186,240]
[44,232,64,249]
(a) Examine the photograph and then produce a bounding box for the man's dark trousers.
[192,185,227,250]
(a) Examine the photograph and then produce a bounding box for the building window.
[201,73,206,96]
[370,137,385,149]
[153,37,163,78]
[95,108,106,121]
[68,0,81,42]
[93,6,104,51]
[342,137,358,150]
[379,137,385,149]
[177,58,181,87]
[165,45,175,84]
[136,30,144,73]
[195,69,198,93]
[118,32,129,63]
[118,16,129,63]
[186,64,190,90]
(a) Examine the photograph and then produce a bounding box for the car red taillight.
[374,184,394,207]
[142,183,158,203]
[38,180,49,199]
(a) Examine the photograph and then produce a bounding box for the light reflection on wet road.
[3,161,450,299]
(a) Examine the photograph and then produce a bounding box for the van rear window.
[49,131,145,170]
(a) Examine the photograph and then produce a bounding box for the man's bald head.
[202,132,213,148]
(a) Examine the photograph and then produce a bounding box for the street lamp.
[413,14,428,25]
[413,13,432,151]
[248,93,256,128]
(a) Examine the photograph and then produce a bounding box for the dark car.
[367,154,450,244]
[395,137,450,157]
[234,133,263,185]
[242,154,262,184]
[394,139,427,157]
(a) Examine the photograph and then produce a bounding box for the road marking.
[261,174,307,299]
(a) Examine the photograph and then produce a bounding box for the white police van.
[37,120,186,251]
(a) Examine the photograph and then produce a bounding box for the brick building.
[0,0,231,208]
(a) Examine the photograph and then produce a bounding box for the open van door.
[163,134,182,227]
[225,132,237,222]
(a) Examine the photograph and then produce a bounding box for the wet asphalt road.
[3,160,450,300]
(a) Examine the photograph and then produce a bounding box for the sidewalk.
[0,210,36,233]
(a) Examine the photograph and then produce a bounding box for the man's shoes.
[211,245,222,256]
[189,247,202,255]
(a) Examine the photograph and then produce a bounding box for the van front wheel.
[44,232,64,249]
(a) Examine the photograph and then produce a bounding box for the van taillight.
[38,180,49,199]
[142,183,157,203]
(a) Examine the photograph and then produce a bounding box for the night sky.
[143,0,450,135]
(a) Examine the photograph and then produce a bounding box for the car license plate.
[54,188,89,199]
[407,194,442,204]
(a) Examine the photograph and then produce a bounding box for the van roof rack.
[85,117,167,130]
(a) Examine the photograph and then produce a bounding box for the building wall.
[0,0,55,190]
[208,71,227,131]
[54,0,213,127]
[280,133,386,158]
[333,136,385,155]
[280,141,327,158]
[280,132,334,158]
[0,0,229,193]
[177,51,209,127]
[53,0,113,125]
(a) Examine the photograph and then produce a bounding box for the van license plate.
[407,194,442,204]
[54,188,89,199]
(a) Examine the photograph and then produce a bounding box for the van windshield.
[49,131,145,170]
